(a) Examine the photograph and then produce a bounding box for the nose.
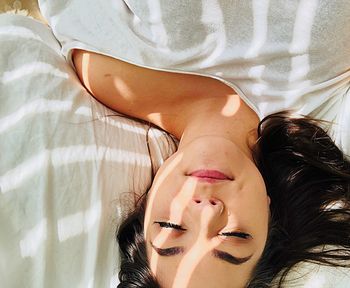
[191,197,224,215]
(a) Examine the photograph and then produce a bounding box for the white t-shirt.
[38,0,350,155]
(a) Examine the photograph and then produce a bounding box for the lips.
[188,170,233,181]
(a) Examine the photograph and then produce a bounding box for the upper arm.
[71,49,201,118]
[72,49,119,102]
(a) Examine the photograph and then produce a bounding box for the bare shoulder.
[72,49,189,118]
[71,49,248,135]
[72,49,143,114]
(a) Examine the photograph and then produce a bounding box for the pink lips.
[188,170,233,183]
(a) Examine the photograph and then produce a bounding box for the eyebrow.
[150,242,252,265]
[213,249,252,265]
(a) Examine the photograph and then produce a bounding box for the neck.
[176,94,260,161]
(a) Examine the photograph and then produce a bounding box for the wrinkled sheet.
[0,14,176,288]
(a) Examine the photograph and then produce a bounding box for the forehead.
[149,250,255,288]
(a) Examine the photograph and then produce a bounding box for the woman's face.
[144,136,270,288]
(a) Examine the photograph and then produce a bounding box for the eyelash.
[155,221,186,231]
[155,222,251,239]
[220,231,251,239]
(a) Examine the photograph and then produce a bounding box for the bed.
[0,1,349,287]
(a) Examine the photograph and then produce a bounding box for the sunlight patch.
[20,218,47,258]
[57,202,101,242]
[0,98,72,134]
[1,61,69,84]
[0,146,150,194]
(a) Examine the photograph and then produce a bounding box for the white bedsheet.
[0,14,176,288]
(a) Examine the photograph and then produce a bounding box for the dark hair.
[117,193,160,288]
[117,112,350,288]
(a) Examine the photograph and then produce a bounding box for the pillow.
[0,14,177,288]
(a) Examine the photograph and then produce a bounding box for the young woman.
[72,50,350,287]
[46,1,350,287]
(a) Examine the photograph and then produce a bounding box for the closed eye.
[220,231,252,239]
[155,222,251,239]
[155,221,186,231]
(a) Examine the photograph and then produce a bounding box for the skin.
[73,50,271,288]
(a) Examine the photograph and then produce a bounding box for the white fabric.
[274,261,350,288]
[38,0,350,156]
[0,14,177,288]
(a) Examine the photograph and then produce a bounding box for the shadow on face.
[144,136,270,288]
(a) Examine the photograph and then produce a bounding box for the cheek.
[146,174,199,222]
[144,181,176,235]
[144,186,181,237]
[235,168,269,239]
[246,177,269,223]
[247,164,267,201]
